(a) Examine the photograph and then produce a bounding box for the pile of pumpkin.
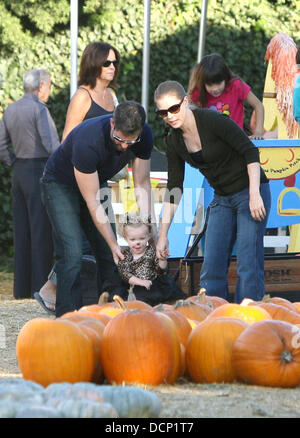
[0,378,161,418]
[16,290,300,391]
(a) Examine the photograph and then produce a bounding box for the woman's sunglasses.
[155,97,185,118]
[102,60,119,68]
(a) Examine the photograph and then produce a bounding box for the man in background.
[0,68,59,299]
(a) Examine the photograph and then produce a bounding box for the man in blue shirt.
[40,101,155,317]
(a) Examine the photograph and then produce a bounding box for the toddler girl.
[188,53,264,139]
[116,213,186,306]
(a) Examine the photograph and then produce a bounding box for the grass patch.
[0,255,13,273]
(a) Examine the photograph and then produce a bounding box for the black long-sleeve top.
[164,108,268,203]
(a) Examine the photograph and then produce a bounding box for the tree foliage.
[0,0,299,254]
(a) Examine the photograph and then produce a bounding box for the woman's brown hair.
[78,42,120,89]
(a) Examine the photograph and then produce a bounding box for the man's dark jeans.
[40,178,121,317]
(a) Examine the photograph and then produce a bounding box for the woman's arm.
[246,91,265,139]
[132,157,156,222]
[247,162,266,221]
[62,89,92,141]
[156,201,179,259]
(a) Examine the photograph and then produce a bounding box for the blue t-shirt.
[44,114,154,187]
[293,74,300,123]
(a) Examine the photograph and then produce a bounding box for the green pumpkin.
[15,406,63,418]
[46,398,118,418]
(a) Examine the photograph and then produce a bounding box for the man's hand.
[111,244,125,265]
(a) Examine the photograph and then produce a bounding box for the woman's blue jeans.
[200,183,271,303]
[40,178,121,317]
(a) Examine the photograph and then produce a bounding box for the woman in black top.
[62,41,120,140]
[154,80,271,303]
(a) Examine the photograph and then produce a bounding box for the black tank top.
[78,87,113,120]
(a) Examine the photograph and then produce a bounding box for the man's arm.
[132,157,155,222]
[37,106,60,154]
[0,119,13,166]
[74,168,124,264]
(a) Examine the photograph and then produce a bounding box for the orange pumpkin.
[76,319,105,383]
[207,303,271,325]
[100,309,175,385]
[254,302,300,325]
[154,312,183,384]
[174,300,212,322]
[292,302,300,313]
[186,317,248,383]
[123,300,152,310]
[153,304,192,346]
[78,304,105,313]
[185,288,228,309]
[187,318,200,330]
[153,303,174,311]
[262,295,299,313]
[96,294,129,318]
[61,311,112,326]
[16,318,95,387]
[232,320,300,388]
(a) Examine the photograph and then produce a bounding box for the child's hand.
[140,279,152,290]
[129,276,152,290]
[249,133,264,140]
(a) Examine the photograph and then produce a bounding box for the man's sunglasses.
[102,60,119,68]
[155,97,185,118]
[112,129,141,145]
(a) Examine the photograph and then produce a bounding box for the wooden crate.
[168,254,300,302]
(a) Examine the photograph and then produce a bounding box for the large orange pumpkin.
[122,299,152,311]
[100,309,175,385]
[186,317,248,383]
[153,304,192,346]
[76,319,105,383]
[232,320,300,388]
[16,318,95,387]
[154,312,184,383]
[207,303,271,325]
[174,300,212,322]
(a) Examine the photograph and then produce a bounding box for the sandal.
[34,292,56,315]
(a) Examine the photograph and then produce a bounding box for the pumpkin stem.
[280,350,293,364]
[113,294,129,311]
[155,304,164,311]
[98,291,109,305]
[262,294,271,303]
[196,288,207,302]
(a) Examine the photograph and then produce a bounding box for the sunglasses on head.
[102,59,119,68]
[155,96,185,118]
[112,129,141,145]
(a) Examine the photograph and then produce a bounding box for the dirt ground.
[1,272,300,418]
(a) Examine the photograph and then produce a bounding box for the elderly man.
[0,68,59,299]
[40,101,155,317]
